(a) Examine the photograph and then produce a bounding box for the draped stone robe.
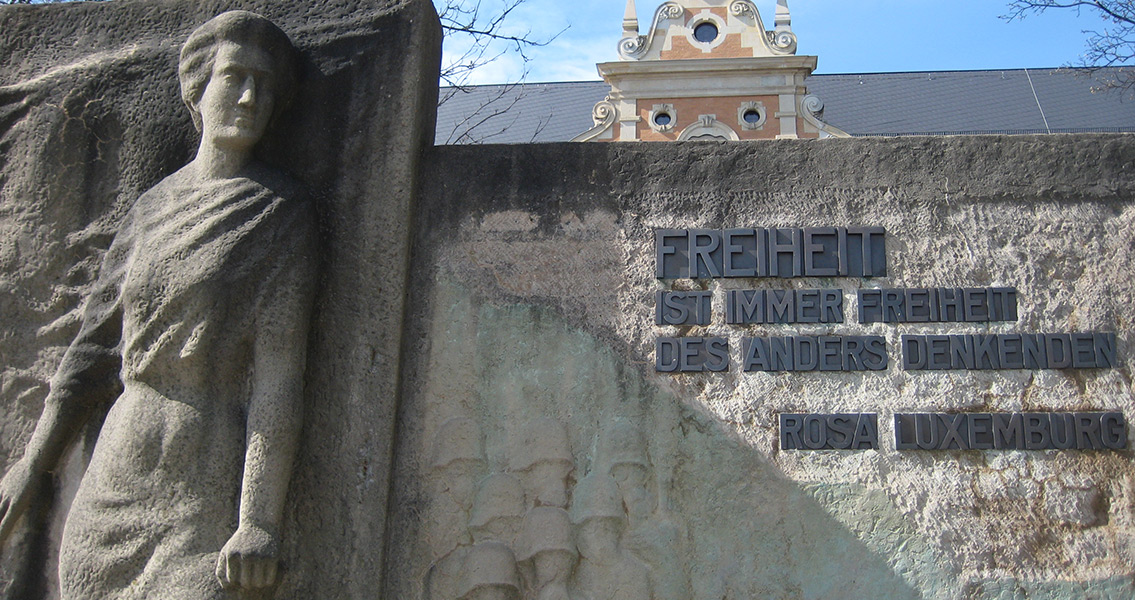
[49,163,317,599]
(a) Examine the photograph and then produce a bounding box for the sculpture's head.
[179,11,298,147]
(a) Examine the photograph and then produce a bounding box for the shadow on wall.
[384,278,924,600]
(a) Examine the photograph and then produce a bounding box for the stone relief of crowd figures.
[425,416,693,600]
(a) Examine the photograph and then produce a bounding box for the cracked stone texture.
[0,0,439,597]
[384,136,1135,600]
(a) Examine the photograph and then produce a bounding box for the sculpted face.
[609,463,652,519]
[196,41,276,151]
[524,461,573,508]
[533,549,576,585]
[575,517,620,560]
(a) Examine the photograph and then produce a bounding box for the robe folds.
[51,163,317,599]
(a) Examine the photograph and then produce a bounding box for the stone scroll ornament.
[0,11,316,598]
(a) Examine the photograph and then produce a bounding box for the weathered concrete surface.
[0,0,439,597]
[385,135,1135,599]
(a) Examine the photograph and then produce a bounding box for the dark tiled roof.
[435,67,1135,144]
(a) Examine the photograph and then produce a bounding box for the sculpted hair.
[179,11,299,132]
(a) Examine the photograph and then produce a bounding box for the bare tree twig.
[1002,0,1135,95]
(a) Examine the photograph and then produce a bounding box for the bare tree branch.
[1003,0,1135,95]
[434,0,566,142]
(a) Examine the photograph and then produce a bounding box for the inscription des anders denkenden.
[653,227,1117,374]
[652,227,1126,451]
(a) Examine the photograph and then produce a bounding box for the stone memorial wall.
[385,136,1135,599]
[0,1,1133,599]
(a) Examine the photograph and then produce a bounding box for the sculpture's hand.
[215,523,280,590]
[0,458,40,545]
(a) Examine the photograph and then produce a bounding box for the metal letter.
[998,334,1024,370]
[1021,334,1045,370]
[655,229,689,279]
[678,338,704,372]
[858,289,882,324]
[743,337,770,372]
[842,336,864,371]
[768,228,803,278]
[802,227,838,276]
[882,289,904,323]
[802,415,827,449]
[1022,413,1051,450]
[689,229,723,279]
[1101,413,1127,449]
[768,289,793,324]
[968,414,994,450]
[992,413,1023,449]
[1050,413,1076,450]
[852,414,879,449]
[937,288,963,322]
[927,336,951,370]
[863,337,888,370]
[655,338,679,372]
[794,336,818,371]
[902,336,927,370]
[973,335,997,370]
[1071,333,1096,368]
[722,228,758,277]
[827,415,853,449]
[906,289,931,322]
[821,289,844,323]
[780,414,804,450]
[963,288,990,322]
[1045,334,1072,369]
[1094,333,1117,368]
[914,414,941,450]
[729,289,765,325]
[939,414,968,450]
[895,414,917,450]
[818,337,842,371]
[706,337,730,372]
[950,335,975,370]
[796,289,820,323]
[1074,413,1103,449]
[770,337,793,371]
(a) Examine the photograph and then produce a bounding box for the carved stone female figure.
[0,11,315,598]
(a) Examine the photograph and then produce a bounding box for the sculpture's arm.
[0,389,97,543]
[217,216,317,590]
[0,212,131,544]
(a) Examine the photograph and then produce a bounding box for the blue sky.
[441,0,1119,84]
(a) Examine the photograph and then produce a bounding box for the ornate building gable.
[575,0,847,142]
[618,0,797,61]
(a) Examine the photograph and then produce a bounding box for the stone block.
[0,0,440,597]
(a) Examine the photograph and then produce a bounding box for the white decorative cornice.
[572,99,619,142]
[775,0,792,30]
[767,29,797,55]
[800,94,850,138]
[623,0,640,34]
[677,114,740,141]
[729,0,755,19]
[728,0,797,55]
[618,2,683,60]
[648,103,677,133]
[737,100,767,130]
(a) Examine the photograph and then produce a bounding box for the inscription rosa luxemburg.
[777,413,1128,451]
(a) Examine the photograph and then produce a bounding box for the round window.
[654,112,673,127]
[742,109,762,124]
[693,22,719,44]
